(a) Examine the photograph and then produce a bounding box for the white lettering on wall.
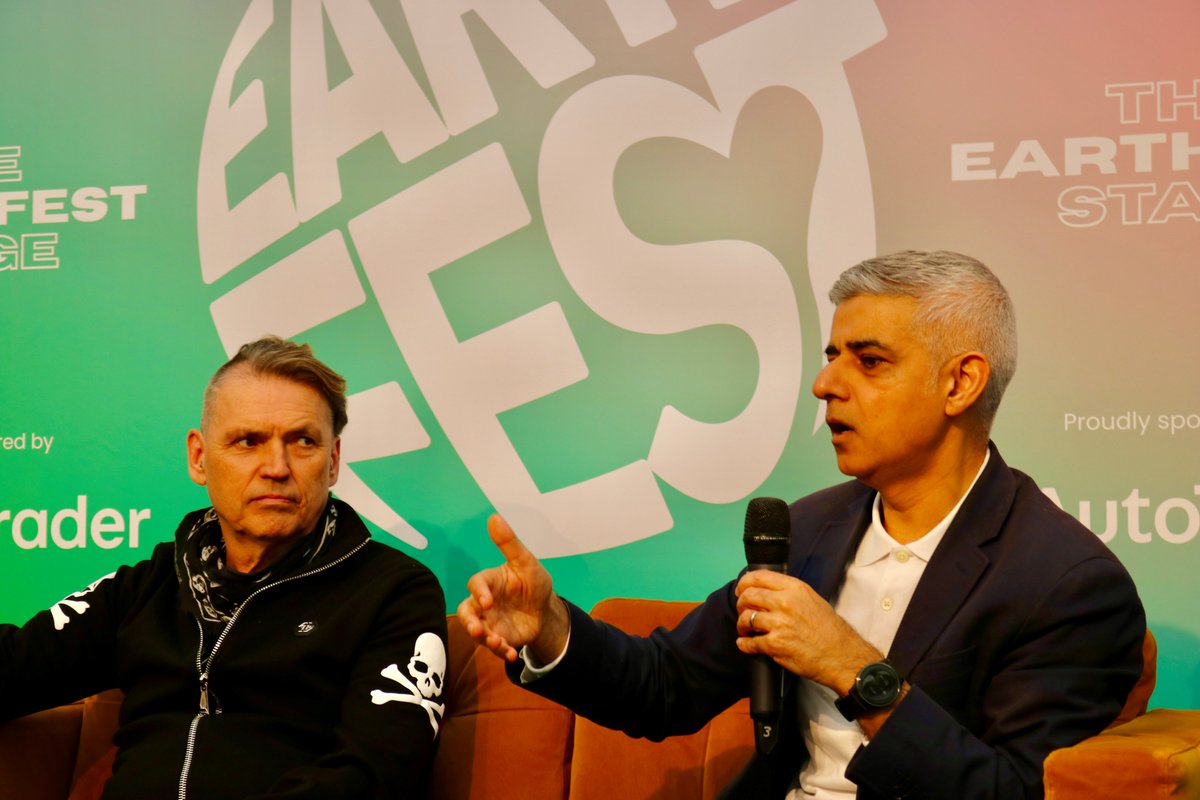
[1,496,149,550]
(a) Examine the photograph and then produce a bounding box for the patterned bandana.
[180,502,339,626]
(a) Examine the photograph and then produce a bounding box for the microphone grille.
[743,496,790,565]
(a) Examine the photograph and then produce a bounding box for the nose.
[259,439,291,480]
[812,358,846,401]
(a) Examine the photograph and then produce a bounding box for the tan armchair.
[1,601,1196,800]
[0,601,746,800]
[1043,630,1200,798]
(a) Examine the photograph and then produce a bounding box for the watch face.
[858,662,901,707]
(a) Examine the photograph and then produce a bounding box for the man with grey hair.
[459,251,1145,799]
[1,336,448,798]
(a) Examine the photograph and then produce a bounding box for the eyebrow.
[824,338,894,357]
[223,424,324,441]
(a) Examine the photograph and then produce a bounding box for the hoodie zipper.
[176,538,369,800]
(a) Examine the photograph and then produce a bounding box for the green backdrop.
[4,0,1198,709]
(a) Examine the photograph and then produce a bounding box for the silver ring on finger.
[749,610,759,630]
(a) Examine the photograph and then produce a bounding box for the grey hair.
[829,250,1017,427]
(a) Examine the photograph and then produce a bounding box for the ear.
[186,429,207,486]
[328,436,342,487]
[943,352,990,419]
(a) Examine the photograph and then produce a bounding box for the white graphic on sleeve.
[370,632,446,735]
[49,572,116,631]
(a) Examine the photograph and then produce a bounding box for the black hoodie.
[0,498,447,799]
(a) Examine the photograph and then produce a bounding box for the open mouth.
[827,421,852,435]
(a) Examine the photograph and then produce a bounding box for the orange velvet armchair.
[0,600,748,800]
[1,599,1197,800]
[1043,629,1200,799]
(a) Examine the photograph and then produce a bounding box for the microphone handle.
[748,655,781,721]
[744,559,787,754]
[744,557,787,722]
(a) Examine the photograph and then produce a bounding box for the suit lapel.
[791,489,873,601]
[886,444,1017,674]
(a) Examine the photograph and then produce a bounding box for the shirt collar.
[855,449,991,567]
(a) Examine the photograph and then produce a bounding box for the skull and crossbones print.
[50,572,116,631]
[371,632,446,735]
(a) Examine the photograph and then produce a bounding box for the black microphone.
[742,496,790,755]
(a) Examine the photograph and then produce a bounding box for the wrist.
[834,659,904,722]
[529,594,571,665]
[829,643,887,697]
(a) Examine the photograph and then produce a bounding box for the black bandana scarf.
[180,501,338,626]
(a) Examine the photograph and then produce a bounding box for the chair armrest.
[68,690,123,800]
[0,703,86,800]
[429,616,575,800]
[1044,708,1200,799]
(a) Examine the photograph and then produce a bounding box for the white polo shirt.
[789,452,989,799]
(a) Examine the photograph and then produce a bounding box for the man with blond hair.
[1,336,447,799]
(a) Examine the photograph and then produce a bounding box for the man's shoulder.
[360,539,436,574]
[111,539,177,584]
[960,455,1134,591]
[1002,467,1121,558]
[343,539,445,603]
[333,499,440,578]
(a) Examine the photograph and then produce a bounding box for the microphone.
[742,496,790,755]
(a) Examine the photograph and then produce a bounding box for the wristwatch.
[835,660,902,721]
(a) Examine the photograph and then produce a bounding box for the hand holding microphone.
[740,496,790,755]
[738,501,894,741]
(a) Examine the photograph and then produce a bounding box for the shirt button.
[881,597,894,612]
[895,550,911,563]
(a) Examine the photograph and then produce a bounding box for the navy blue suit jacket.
[516,445,1145,799]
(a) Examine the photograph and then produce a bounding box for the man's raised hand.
[458,515,570,664]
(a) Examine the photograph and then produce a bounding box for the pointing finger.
[487,514,538,567]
